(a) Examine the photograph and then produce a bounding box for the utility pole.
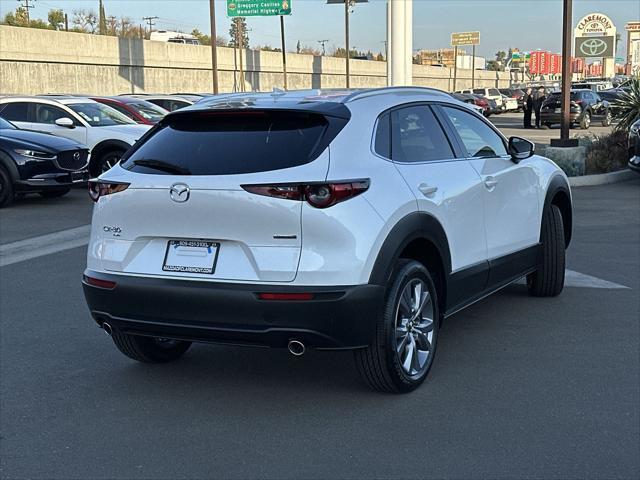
[280,16,288,90]
[345,0,350,88]
[142,16,158,35]
[17,0,35,23]
[64,13,68,31]
[318,39,329,56]
[209,0,219,94]
[551,0,576,147]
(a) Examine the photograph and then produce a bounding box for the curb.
[569,169,637,187]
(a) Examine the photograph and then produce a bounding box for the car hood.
[0,128,87,152]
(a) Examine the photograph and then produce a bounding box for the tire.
[91,149,125,177]
[527,204,565,297]
[38,188,71,198]
[354,259,440,393]
[110,330,191,363]
[602,110,612,127]
[0,165,14,208]
[580,111,591,130]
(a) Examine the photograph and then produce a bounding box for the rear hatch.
[93,108,347,283]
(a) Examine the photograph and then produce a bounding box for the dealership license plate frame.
[162,240,220,274]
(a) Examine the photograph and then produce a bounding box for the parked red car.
[89,96,169,125]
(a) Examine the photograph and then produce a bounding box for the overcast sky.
[3,0,638,58]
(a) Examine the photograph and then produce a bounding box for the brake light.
[242,180,369,209]
[258,292,314,301]
[88,180,130,202]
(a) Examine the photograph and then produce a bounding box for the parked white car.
[82,87,572,393]
[458,88,505,110]
[0,96,151,175]
[501,95,519,112]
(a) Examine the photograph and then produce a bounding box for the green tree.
[47,9,65,29]
[98,0,107,35]
[228,17,249,48]
[2,7,29,27]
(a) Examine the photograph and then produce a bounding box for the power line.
[17,0,35,23]
[142,16,159,33]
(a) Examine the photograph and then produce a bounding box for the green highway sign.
[227,0,292,17]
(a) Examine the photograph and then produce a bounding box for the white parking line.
[0,227,633,290]
[0,225,90,267]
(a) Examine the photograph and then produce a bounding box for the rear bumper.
[540,112,581,124]
[82,270,384,350]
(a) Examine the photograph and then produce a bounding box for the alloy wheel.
[394,279,435,377]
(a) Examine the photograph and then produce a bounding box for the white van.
[458,88,504,110]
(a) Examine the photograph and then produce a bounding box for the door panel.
[388,105,488,275]
[439,105,540,260]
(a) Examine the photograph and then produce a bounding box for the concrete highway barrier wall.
[0,25,509,95]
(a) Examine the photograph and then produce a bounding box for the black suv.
[0,117,89,207]
[540,90,612,129]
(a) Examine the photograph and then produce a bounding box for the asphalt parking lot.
[490,112,614,145]
[1,179,638,479]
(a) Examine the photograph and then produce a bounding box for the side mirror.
[508,136,534,163]
[55,117,75,129]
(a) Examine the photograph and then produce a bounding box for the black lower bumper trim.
[83,270,385,350]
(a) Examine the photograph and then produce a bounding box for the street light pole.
[345,0,350,88]
[209,0,219,94]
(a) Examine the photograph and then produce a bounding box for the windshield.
[0,117,17,129]
[128,101,168,122]
[67,102,136,127]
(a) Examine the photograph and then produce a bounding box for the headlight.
[14,149,56,160]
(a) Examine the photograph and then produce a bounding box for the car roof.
[123,94,194,102]
[180,87,455,117]
[0,95,98,105]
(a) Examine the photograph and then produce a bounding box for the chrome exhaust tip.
[288,340,305,356]
[102,322,113,336]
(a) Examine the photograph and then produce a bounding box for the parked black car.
[0,116,89,207]
[540,90,612,129]
[629,118,640,174]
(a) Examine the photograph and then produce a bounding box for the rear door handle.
[484,177,498,190]
[418,183,438,197]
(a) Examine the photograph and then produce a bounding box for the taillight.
[242,180,369,209]
[88,180,130,202]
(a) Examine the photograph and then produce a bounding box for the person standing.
[523,87,533,129]
[533,87,546,128]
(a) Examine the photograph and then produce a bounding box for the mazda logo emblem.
[579,38,607,56]
[73,152,80,161]
[169,183,190,203]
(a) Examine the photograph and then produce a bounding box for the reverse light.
[242,180,369,209]
[88,180,130,202]
[14,149,55,160]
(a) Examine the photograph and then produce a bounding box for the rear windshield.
[547,92,579,102]
[121,111,330,175]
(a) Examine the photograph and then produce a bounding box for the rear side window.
[0,102,30,122]
[374,112,390,158]
[473,89,484,95]
[122,111,333,175]
[390,105,454,163]
[489,89,501,96]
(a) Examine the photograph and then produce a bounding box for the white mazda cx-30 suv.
[83,87,572,393]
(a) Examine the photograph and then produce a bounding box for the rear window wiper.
[131,159,191,175]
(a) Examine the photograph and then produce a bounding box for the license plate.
[162,240,219,274]
[555,108,562,113]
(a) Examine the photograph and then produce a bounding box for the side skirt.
[444,244,541,318]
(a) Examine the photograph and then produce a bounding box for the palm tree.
[613,76,640,132]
